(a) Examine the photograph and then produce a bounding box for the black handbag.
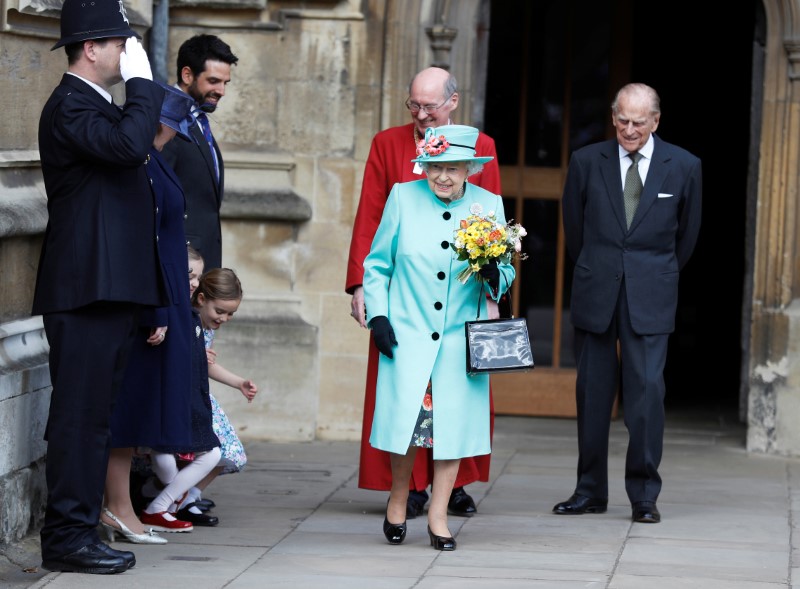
[465,279,534,376]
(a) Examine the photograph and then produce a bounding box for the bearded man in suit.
[162,34,238,271]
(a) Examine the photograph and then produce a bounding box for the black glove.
[370,315,397,359]
[478,259,500,292]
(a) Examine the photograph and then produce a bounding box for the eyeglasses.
[405,93,454,115]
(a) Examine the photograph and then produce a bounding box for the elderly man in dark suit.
[162,34,238,271]
[33,0,166,574]
[554,83,702,524]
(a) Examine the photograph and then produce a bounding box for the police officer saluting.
[34,0,166,574]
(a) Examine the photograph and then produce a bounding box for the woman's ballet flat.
[427,525,456,551]
[101,509,167,545]
[382,517,407,544]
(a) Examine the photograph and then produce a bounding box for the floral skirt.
[410,381,434,448]
[210,393,247,474]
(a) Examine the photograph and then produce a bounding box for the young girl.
[138,249,223,532]
[168,260,258,523]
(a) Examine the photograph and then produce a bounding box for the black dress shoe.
[179,501,215,515]
[632,502,661,523]
[406,490,428,519]
[194,498,216,510]
[95,542,136,568]
[382,517,407,544]
[447,486,476,517]
[42,543,130,574]
[427,525,456,551]
[552,493,608,515]
[176,506,220,526]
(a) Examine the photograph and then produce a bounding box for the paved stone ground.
[5,411,797,589]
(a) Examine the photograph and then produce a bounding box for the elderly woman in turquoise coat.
[363,125,515,551]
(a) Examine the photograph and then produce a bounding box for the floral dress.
[411,382,434,448]
[204,328,248,474]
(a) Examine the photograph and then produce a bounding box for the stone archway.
[747,0,800,454]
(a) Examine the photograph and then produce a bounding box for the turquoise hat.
[411,125,494,165]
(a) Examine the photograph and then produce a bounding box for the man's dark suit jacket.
[162,111,224,270]
[561,134,702,336]
[33,74,167,314]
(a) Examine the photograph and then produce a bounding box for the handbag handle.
[475,272,510,320]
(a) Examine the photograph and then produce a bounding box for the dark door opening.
[484,0,758,417]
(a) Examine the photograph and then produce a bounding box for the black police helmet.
[52,0,140,51]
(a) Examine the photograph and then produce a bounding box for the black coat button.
[443,211,451,220]
[434,302,442,310]
[431,333,440,340]
[437,271,446,280]
[441,241,449,249]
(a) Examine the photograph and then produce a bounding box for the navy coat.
[110,148,193,449]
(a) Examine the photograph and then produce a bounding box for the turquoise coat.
[363,179,515,459]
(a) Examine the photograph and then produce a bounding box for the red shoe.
[140,511,194,532]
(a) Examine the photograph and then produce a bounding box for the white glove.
[119,37,153,82]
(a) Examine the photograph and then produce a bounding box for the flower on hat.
[416,134,450,159]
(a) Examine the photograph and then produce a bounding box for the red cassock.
[345,122,502,491]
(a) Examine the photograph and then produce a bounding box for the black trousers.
[40,302,141,559]
[573,287,668,505]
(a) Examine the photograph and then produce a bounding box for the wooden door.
[484,0,631,416]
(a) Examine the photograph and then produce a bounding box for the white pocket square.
[657,193,673,198]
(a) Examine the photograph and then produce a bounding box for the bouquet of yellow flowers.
[451,203,528,284]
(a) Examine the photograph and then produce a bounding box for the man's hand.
[369,316,397,358]
[119,37,153,82]
[350,286,367,328]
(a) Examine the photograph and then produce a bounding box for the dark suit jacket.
[33,74,167,314]
[561,134,702,336]
[161,112,224,270]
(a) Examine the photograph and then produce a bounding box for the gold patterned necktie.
[623,151,643,228]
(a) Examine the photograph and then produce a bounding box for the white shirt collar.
[66,72,113,104]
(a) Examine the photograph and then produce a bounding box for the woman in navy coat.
[363,125,515,551]
[101,84,198,543]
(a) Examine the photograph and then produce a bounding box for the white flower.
[488,210,496,217]
[469,203,483,215]
[454,238,464,249]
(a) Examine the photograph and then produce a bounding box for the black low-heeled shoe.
[383,517,407,544]
[427,525,456,551]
